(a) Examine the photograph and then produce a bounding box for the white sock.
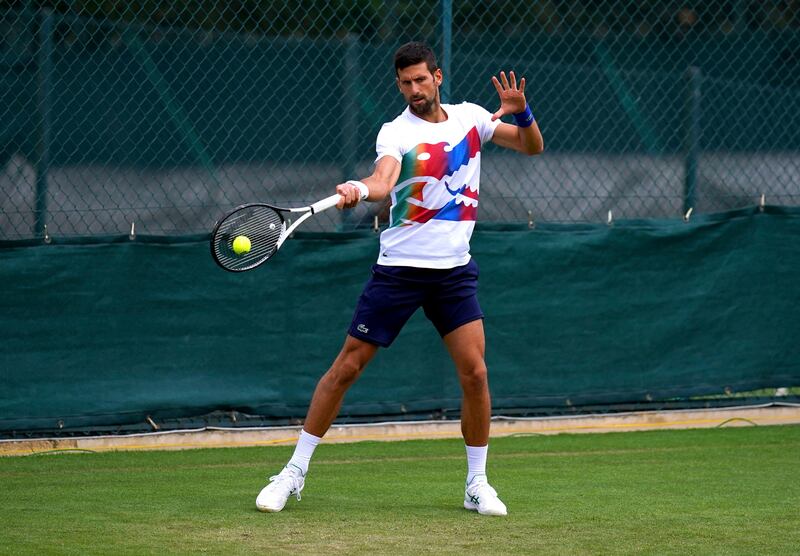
[466,444,488,484]
[287,429,321,476]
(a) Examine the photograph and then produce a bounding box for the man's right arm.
[361,156,401,201]
[336,155,401,208]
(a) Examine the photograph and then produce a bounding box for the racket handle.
[310,194,343,214]
[310,182,370,214]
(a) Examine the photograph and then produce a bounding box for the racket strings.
[213,205,284,271]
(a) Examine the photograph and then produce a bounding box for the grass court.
[1,425,798,555]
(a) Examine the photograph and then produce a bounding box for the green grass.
[1,426,799,555]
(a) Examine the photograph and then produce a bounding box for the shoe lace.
[476,482,498,499]
[467,476,498,500]
[268,469,303,501]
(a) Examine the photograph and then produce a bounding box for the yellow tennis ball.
[232,235,251,255]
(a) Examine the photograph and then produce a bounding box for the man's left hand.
[490,71,527,121]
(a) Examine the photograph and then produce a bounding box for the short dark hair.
[393,41,438,75]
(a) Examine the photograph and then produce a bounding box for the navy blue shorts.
[348,259,483,347]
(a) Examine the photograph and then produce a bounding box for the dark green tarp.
[1,207,799,434]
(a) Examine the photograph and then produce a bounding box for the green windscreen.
[1,206,798,435]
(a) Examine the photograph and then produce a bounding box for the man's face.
[396,62,442,117]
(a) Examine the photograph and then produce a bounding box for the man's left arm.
[488,71,544,156]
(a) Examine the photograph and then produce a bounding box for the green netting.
[1,1,799,239]
[1,207,798,435]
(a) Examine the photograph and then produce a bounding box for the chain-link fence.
[1,1,799,239]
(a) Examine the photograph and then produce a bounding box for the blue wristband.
[513,104,535,128]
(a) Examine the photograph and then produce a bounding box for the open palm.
[491,71,527,121]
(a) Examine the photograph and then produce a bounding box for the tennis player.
[257,41,544,516]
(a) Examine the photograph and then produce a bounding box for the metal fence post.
[341,34,360,229]
[440,0,452,104]
[684,66,702,214]
[35,9,54,238]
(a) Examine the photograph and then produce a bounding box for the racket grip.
[310,194,344,214]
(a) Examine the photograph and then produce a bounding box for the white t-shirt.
[374,102,500,268]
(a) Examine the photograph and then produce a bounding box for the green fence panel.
[1,2,799,239]
[1,207,798,435]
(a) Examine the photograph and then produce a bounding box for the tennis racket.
[210,183,368,272]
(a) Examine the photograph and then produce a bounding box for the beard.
[408,94,436,117]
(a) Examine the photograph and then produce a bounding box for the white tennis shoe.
[255,465,305,512]
[463,475,507,516]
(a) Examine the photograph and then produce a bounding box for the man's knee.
[458,363,488,393]
[327,358,364,389]
[325,339,376,389]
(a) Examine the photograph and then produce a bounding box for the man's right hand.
[336,181,368,209]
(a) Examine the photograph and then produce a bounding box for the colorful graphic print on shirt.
[390,126,482,227]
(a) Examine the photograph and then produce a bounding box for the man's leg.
[303,335,379,436]
[256,335,378,512]
[443,319,507,516]
[442,319,490,446]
